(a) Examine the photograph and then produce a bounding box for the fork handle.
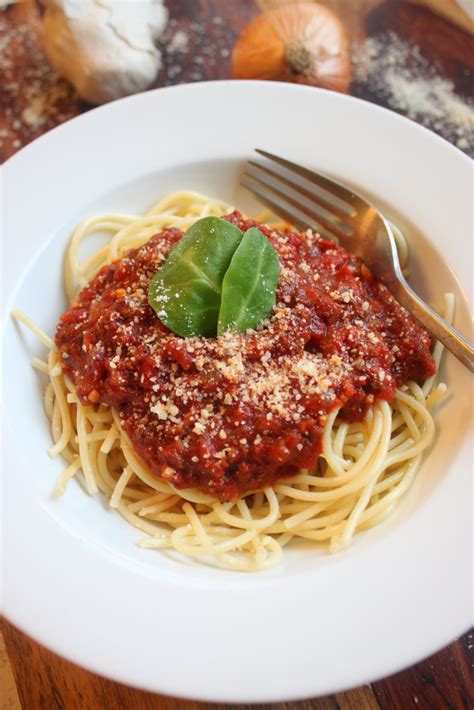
[391,277,474,372]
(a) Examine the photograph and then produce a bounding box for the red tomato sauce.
[56,214,435,501]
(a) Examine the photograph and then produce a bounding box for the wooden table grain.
[1,1,473,708]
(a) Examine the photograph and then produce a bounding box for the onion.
[232,2,350,93]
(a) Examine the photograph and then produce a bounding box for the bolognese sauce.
[56,214,435,501]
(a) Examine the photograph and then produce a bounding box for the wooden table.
[1,1,473,707]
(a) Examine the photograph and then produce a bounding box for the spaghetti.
[13,192,452,571]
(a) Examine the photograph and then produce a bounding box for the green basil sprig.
[148,217,242,337]
[217,227,280,335]
[148,217,280,337]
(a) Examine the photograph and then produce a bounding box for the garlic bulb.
[42,0,168,104]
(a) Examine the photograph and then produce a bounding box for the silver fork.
[242,149,474,373]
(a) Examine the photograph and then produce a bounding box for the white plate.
[2,82,472,702]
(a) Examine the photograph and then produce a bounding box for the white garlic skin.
[42,0,168,104]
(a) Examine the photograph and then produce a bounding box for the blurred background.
[0,0,473,164]
[1,1,473,709]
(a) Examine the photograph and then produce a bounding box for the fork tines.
[242,149,358,242]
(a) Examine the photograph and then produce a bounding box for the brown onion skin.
[232,3,351,94]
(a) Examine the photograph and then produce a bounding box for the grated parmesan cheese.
[352,31,474,154]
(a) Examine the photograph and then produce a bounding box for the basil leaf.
[217,227,280,335]
[148,217,243,337]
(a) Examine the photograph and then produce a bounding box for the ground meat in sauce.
[56,213,435,501]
